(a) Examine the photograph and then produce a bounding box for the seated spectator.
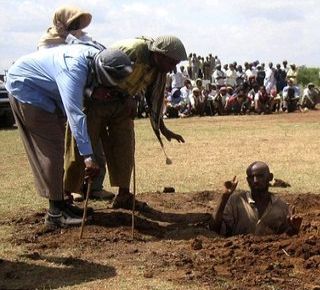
[301,83,320,110]
[254,85,272,114]
[225,89,247,114]
[282,79,301,112]
[190,87,207,116]
[210,161,303,236]
[165,88,187,118]
[248,75,257,89]
[270,88,281,112]
[180,79,193,110]
[247,84,259,111]
[213,86,228,115]
[204,83,217,116]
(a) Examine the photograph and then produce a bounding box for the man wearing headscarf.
[63,35,188,211]
[5,43,133,227]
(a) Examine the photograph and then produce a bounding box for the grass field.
[0,110,319,289]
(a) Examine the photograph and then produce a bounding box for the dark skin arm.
[286,205,303,236]
[159,118,185,143]
[210,176,238,233]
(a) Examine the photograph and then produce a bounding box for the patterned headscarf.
[37,5,92,49]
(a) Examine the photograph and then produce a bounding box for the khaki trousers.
[9,95,65,200]
[63,98,135,193]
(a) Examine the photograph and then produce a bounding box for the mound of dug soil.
[2,191,320,289]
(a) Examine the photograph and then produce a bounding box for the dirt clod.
[191,238,203,250]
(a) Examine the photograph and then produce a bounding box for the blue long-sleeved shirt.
[5,44,98,155]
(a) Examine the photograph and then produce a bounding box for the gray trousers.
[9,95,65,201]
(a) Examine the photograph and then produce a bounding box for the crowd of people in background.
[136,53,320,118]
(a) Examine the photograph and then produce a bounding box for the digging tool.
[131,158,136,240]
[79,180,93,239]
[154,129,172,165]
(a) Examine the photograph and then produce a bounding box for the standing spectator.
[256,65,266,87]
[264,63,276,94]
[180,65,189,79]
[187,53,193,79]
[236,65,246,87]
[274,64,287,94]
[198,56,204,79]
[215,55,221,67]
[212,65,226,88]
[226,64,237,88]
[244,62,253,80]
[282,60,289,73]
[191,53,199,80]
[286,64,298,85]
[170,67,185,90]
[203,57,211,80]
[208,53,215,75]
[223,64,229,74]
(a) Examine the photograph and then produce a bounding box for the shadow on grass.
[0,256,116,289]
[92,207,215,240]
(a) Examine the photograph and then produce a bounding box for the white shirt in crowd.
[170,71,185,89]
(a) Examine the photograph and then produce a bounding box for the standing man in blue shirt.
[5,44,133,227]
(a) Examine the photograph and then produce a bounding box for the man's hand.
[287,205,303,235]
[211,176,238,233]
[162,128,185,143]
[159,119,185,143]
[223,176,238,198]
[84,155,100,181]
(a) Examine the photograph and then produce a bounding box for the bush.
[297,67,320,86]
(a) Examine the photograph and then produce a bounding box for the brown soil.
[1,191,320,290]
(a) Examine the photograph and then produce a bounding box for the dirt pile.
[2,191,320,289]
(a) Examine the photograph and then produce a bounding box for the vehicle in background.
[0,72,15,127]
